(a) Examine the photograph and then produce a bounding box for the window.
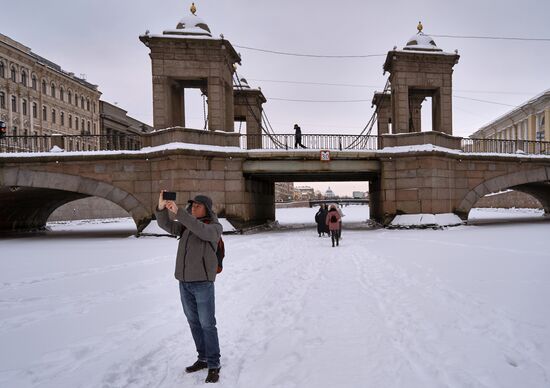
[32,74,37,90]
[74,93,78,106]
[81,119,84,130]
[60,87,64,101]
[22,99,27,116]
[0,61,4,78]
[11,95,17,112]
[42,105,47,121]
[81,96,84,109]
[52,109,56,124]
[75,116,79,130]
[0,91,4,109]
[21,70,27,86]
[69,114,72,129]
[32,102,37,118]
[68,91,72,104]
[10,66,16,82]
[93,102,96,113]
[51,83,56,98]
[93,122,97,133]
[42,80,47,94]
[61,111,65,126]
[87,121,91,132]
[86,99,90,111]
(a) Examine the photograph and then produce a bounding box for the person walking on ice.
[326,204,342,247]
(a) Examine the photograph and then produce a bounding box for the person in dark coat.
[294,124,307,149]
[314,205,328,237]
[325,204,342,247]
[321,204,330,236]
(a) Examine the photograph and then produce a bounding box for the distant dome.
[163,15,212,37]
[403,31,441,52]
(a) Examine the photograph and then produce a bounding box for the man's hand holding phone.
[159,191,178,214]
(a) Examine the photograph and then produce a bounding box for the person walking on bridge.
[156,192,223,383]
[294,124,307,149]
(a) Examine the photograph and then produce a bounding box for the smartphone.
[162,191,177,201]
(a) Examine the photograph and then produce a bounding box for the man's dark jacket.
[156,206,223,282]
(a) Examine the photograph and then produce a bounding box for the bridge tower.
[139,5,241,132]
[234,77,266,149]
[375,22,460,135]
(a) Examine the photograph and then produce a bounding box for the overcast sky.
[4,0,550,195]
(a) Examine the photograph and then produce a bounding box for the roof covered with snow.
[163,14,212,37]
[403,31,442,52]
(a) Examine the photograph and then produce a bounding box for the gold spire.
[190,2,197,15]
[417,21,423,33]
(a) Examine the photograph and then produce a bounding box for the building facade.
[274,182,294,202]
[100,101,153,150]
[471,89,550,142]
[0,33,101,149]
[294,186,315,201]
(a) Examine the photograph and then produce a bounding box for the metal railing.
[461,138,550,155]
[1,133,549,156]
[0,134,142,153]
[239,134,379,150]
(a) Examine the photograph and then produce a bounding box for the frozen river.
[1,206,549,387]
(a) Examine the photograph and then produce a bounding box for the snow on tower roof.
[163,14,212,37]
[403,21,442,52]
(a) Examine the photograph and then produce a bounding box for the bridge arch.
[456,167,550,218]
[0,167,151,232]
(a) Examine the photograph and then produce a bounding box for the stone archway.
[0,168,151,232]
[456,167,550,218]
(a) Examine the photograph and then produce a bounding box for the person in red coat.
[325,204,342,247]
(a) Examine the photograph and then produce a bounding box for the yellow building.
[0,33,101,146]
[471,89,550,142]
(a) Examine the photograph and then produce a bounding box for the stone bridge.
[1,141,549,232]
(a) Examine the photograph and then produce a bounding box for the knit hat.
[188,195,214,217]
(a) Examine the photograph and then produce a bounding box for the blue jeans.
[179,281,220,369]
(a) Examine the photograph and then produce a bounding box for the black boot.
[205,368,221,383]
[185,360,207,373]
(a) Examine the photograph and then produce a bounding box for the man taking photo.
[156,191,223,383]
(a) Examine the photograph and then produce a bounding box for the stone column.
[392,84,409,134]
[440,75,453,135]
[545,108,550,141]
[152,76,168,129]
[409,95,423,132]
[432,90,442,133]
[245,104,261,149]
[207,77,225,131]
[224,81,234,132]
[528,115,536,141]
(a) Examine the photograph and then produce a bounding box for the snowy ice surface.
[391,213,463,227]
[141,217,236,235]
[1,207,549,388]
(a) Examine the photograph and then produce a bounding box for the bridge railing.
[1,133,549,156]
[461,138,550,155]
[0,135,142,153]
[239,134,379,150]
